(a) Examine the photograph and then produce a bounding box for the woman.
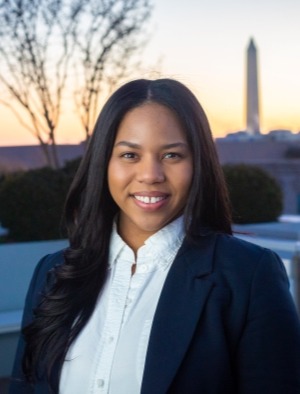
[10,79,300,393]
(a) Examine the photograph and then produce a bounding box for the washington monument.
[246,38,260,135]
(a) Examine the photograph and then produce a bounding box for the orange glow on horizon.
[1,102,299,146]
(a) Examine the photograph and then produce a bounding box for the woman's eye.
[164,152,181,159]
[121,152,137,159]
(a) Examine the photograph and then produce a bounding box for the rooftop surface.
[234,217,300,241]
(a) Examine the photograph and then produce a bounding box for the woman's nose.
[136,158,165,184]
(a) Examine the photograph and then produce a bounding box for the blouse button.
[97,379,105,388]
[139,264,148,273]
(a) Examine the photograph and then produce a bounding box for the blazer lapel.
[141,232,217,394]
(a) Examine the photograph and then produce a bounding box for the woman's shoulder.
[28,249,66,295]
[212,232,288,281]
[34,249,66,276]
[216,232,270,257]
[191,228,274,259]
[20,250,67,329]
[187,229,285,277]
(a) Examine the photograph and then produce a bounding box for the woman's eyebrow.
[114,141,142,149]
[114,141,188,149]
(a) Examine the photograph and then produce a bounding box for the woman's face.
[108,102,193,249]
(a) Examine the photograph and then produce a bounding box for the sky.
[0,0,300,146]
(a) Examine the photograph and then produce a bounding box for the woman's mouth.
[131,193,169,210]
[133,195,166,204]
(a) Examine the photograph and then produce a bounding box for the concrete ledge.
[0,310,22,335]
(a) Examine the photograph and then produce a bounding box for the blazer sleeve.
[236,249,300,393]
[9,253,60,394]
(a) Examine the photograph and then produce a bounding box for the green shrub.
[62,157,82,177]
[0,166,73,241]
[223,164,283,224]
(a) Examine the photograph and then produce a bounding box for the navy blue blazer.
[10,232,300,393]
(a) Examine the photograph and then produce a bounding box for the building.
[0,144,84,173]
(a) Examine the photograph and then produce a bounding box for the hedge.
[0,160,284,240]
[0,158,81,242]
[223,164,283,224]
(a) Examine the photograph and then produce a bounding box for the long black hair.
[22,78,232,391]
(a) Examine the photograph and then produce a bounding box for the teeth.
[134,195,165,204]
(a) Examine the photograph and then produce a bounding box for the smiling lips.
[134,195,166,204]
[131,193,169,207]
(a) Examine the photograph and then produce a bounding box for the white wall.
[0,240,68,311]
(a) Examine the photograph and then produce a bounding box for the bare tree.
[73,0,152,140]
[0,0,82,168]
[0,0,153,165]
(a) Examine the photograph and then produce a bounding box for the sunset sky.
[0,0,299,146]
